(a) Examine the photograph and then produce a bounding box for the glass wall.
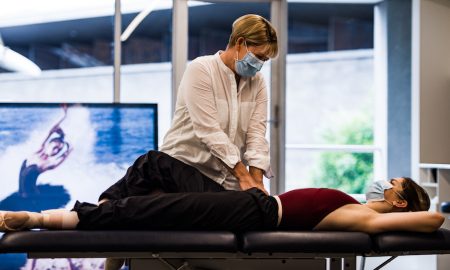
[119,2,173,142]
[0,2,377,196]
[285,2,375,194]
[0,1,379,268]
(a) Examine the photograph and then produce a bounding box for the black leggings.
[98,150,225,202]
[74,188,278,232]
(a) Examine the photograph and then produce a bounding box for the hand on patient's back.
[256,183,269,195]
[239,177,269,195]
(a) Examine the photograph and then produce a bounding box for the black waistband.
[244,188,279,230]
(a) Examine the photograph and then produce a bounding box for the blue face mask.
[365,180,394,202]
[235,41,264,78]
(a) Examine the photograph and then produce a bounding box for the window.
[285,2,377,194]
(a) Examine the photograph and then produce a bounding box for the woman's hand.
[239,175,268,195]
[221,160,269,194]
[233,162,268,195]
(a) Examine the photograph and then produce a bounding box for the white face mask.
[365,180,405,205]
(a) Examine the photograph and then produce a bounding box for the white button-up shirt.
[160,51,272,190]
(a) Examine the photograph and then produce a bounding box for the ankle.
[26,211,44,228]
[42,211,79,229]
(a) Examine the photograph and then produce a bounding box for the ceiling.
[0,2,373,47]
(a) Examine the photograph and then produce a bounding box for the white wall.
[412,1,450,269]
[419,0,450,164]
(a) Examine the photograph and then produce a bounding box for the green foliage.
[312,114,374,194]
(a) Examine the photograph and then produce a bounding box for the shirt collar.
[215,51,235,76]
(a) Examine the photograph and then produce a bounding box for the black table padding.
[241,231,372,253]
[3,229,450,256]
[372,228,450,253]
[0,230,238,253]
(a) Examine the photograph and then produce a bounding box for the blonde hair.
[228,14,278,58]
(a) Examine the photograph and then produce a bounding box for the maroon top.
[278,188,360,230]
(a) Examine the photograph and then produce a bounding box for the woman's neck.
[219,49,236,73]
[365,201,393,213]
[220,49,241,86]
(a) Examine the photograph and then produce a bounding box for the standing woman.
[98,14,278,207]
[97,16,277,269]
[160,14,278,194]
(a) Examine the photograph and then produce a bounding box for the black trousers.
[76,151,277,232]
[74,188,278,232]
[98,150,225,202]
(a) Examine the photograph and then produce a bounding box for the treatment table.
[1,229,450,270]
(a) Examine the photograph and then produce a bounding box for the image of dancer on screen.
[18,104,72,198]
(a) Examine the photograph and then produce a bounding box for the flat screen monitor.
[0,102,158,270]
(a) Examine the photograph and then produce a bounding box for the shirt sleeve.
[180,60,241,169]
[243,76,274,178]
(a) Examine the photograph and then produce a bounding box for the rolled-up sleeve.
[181,61,241,169]
[243,79,273,178]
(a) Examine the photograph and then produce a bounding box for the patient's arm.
[365,210,445,233]
[315,204,445,234]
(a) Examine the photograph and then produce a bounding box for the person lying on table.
[0,177,444,233]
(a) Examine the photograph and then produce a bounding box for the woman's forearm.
[249,166,263,183]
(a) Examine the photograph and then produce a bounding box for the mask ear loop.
[384,199,394,206]
[384,189,408,211]
[393,189,409,209]
[392,189,406,201]
[244,39,249,53]
[235,38,246,62]
[385,179,406,203]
